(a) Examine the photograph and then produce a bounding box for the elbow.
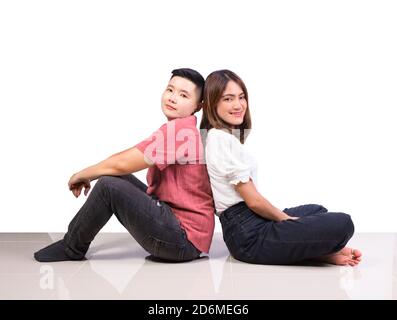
[245,197,262,212]
[106,158,127,176]
[113,161,129,175]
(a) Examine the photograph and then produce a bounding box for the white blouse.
[205,128,258,214]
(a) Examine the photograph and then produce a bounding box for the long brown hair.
[200,70,252,143]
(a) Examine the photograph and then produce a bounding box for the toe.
[352,249,362,258]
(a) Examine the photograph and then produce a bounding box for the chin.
[162,109,174,118]
[229,119,244,126]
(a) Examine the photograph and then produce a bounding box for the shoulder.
[207,128,240,146]
[173,115,197,130]
[208,128,230,139]
[205,128,243,163]
[156,115,198,135]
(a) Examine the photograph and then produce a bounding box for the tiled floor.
[0,233,396,299]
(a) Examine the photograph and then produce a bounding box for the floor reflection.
[0,232,396,299]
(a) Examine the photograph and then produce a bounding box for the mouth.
[230,111,243,118]
[165,104,177,111]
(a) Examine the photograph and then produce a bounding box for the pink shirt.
[134,115,215,253]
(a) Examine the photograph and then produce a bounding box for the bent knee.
[330,212,355,238]
[94,176,122,192]
[96,175,118,186]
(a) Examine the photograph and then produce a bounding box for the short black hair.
[171,68,205,102]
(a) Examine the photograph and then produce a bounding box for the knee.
[316,204,328,214]
[96,175,118,190]
[305,204,328,214]
[331,212,355,238]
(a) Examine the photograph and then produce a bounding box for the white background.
[0,0,396,232]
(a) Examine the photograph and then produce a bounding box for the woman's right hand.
[278,212,299,222]
[68,172,91,198]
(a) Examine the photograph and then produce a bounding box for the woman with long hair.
[201,69,361,266]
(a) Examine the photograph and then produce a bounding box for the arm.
[68,147,150,197]
[234,180,296,222]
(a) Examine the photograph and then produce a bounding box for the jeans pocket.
[226,223,258,262]
[142,235,185,261]
[239,213,258,229]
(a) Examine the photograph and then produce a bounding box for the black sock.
[34,240,84,262]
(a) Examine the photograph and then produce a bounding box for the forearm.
[248,195,289,222]
[235,180,290,222]
[75,147,150,181]
[76,155,126,181]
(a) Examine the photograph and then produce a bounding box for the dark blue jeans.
[219,202,354,265]
[63,175,201,262]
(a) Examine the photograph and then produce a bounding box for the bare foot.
[316,247,362,266]
[316,253,358,266]
[339,247,362,261]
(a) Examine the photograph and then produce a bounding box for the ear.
[195,102,203,113]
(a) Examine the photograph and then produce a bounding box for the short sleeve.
[134,116,201,171]
[206,130,253,185]
[135,126,168,170]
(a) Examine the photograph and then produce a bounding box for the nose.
[233,100,243,110]
[168,92,177,104]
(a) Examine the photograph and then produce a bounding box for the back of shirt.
[135,115,215,253]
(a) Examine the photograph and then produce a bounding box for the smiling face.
[216,80,247,128]
[200,69,251,143]
[161,76,201,120]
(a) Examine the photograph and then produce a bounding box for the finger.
[69,178,77,189]
[73,186,79,197]
[84,186,90,196]
[70,183,79,191]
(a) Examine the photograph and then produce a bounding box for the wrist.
[275,211,290,222]
[76,168,92,181]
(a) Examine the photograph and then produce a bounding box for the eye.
[224,98,231,102]
[181,94,188,98]
[167,88,173,92]
[239,96,245,100]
